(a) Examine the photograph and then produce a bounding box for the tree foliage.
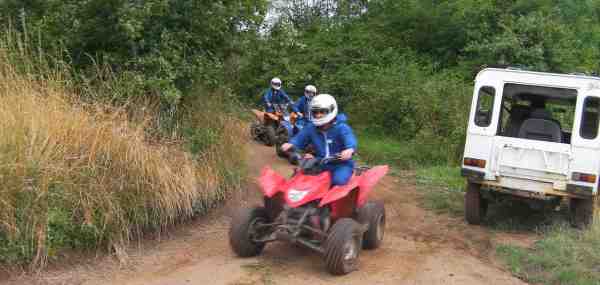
[235,0,600,164]
[0,0,268,104]
[3,0,600,165]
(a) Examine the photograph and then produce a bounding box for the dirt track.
[1,142,531,285]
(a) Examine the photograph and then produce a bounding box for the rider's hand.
[340,148,354,161]
[304,153,314,159]
[281,143,294,152]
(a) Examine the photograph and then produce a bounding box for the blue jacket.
[293,95,311,119]
[289,114,357,167]
[263,88,293,113]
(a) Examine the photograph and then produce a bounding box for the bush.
[0,35,247,269]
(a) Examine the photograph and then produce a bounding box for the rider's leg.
[330,164,354,186]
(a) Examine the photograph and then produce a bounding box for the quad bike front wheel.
[324,218,363,275]
[250,121,262,142]
[274,126,289,158]
[229,207,269,257]
[357,201,386,249]
[264,125,277,146]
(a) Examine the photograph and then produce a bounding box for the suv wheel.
[569,197,598,229]
[465,182,487,225]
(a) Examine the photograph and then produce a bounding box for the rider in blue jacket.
[281,94,357,186]
[263,77,293,113]
[293,84,317,120]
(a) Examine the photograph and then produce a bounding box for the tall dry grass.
[0,32,247,269]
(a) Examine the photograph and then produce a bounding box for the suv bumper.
[461,168,484,181]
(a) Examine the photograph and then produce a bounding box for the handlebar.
[285,147,345,173]
[318,155,344,165]
[272,103,290,113]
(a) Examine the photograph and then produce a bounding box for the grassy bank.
[356,131,458,169]
[0,33,246,269]
[498,223,600,284]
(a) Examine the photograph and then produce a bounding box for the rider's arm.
[289,125,311,150]
[262,90,273,112]
[291,96,304,114]
[340,124,358,153]
[281,90,294,105]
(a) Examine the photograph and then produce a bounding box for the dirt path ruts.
[0,141,530,285]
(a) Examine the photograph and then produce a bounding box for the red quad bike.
[229,153,389,275]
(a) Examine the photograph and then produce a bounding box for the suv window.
[474,86,495,127]
[497,84,577,143]
[580,97,600,140]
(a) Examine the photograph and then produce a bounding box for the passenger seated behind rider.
[281,94,357,186]
[263,77,293,113]
[292,85,317,122]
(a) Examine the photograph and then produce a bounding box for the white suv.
[462,68,600,227]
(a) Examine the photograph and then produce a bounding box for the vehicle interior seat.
[503,105,531,137]
[518,117,563,143]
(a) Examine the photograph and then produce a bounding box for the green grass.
[356,131,453,169]
[416,166,465,215]
[356,131,467,214]
[497,223,600,285]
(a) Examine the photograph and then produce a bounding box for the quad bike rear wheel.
[357,201,386,249]
[229,207,269,257]
[275,126,289,158]
[465,182,487,225]
[324,218,363,275]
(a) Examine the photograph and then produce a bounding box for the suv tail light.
[463,157,486,168]
[572,172,597,184]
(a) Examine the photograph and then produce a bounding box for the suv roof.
[476,68,600,82]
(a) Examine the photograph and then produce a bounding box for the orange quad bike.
[250,103,291,146]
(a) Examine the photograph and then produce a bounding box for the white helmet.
[309,94,337,126]
[304,85,317,98]
[271,77,282,90]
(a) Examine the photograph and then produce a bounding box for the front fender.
[264,112,279,122]
[251,109,265,123]
[318,177,359,207]
[258,166,286,198]
[357,165,389,207]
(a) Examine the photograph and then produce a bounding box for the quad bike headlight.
[288,189,309,203]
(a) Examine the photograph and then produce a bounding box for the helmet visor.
[311,107,330,115]
[271,82,281,87]
[304,90,315,97]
